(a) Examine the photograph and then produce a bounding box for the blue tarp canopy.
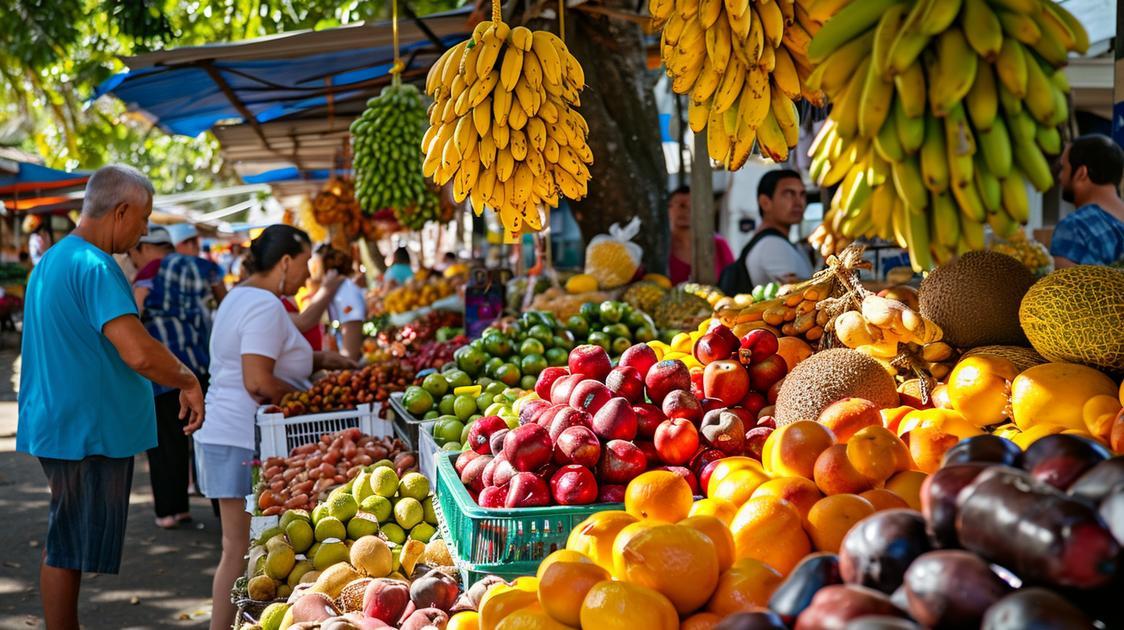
[242,167,349,184]
[94,7,473,138]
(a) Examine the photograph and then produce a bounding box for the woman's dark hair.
[393,247,411,265]
[244,225,311,274]
[315,244,354,274]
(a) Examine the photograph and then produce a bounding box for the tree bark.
[560,5,670,274]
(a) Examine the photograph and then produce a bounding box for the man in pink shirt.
[667,185,734,284]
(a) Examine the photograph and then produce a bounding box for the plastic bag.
[585,217,643,289]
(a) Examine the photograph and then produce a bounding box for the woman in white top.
[316,245,367,360]
[195,225,354,630]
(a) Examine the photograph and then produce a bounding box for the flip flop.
[154,516,178,529]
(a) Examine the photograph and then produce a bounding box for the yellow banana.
[713,56,746,113]
[724,0,749,20]
[511,26,534,52]
[1036,124,1061,155]
[738,64,771,129]
[756,0,785,48]
[760,41,776,72]
[930,191,959,248]
[891,155,928,210]
[691,57,721,105]
[772,46,802,99]
[727,121,757,170]
[1042,0,1089,54]
[920,115,949,193]
[818,30,874,98]
[874,115,905,162]
[707,106,732,163]
[522,51,543,90]
[928,29,978,117]
[688,98,711,132]
[887,0,931,76]
[987,203,1019,238]
[472,98,492,138]
[944,105,976,190]
[440,41,467,91]
[698,0,723,28]
[962,0,1003,61]
[987,0,1038,12]
[1000,168,1029,223]
[890,193,910,248]
[975,161,1001,214]
[728,1,752,40]
[476,26,505,78]
[833,57,870,139]
[872,3,909,78]
[705,21,733,74]
[500,46,524,92]
[892,60,927,119]
[996,9,1041,46]
[532,32,563,87]
[1022,54,1056,124]
[781,20,814,58]
[870,183,896,239]
[950,177,986,222]
[894,98,925,154]
[650,0,676,22]
[1047,78,1068,126]
[772,87,800,144]
[960,212,984,250]
[757,107,790,162]
[672,51,707,93]
[965,63,998,131]
[978,117,1013,178]
[1015,137,1054,192]
[426,47,452,97]
[744,8,766,63]
[994,38,1028,98]
[493,88,513,127]
[808,0,851,22]
[917,0,962,36]
[1029,10,1069,66]
[479,134,497,168]
[858,60,894,138]
[677,0,700,20]
[903,203,933,271]
[807,0,898,63]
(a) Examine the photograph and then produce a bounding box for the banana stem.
[492,0,501,25]
[390,0,403,81]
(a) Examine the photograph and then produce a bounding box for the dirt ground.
[0,338,226,629]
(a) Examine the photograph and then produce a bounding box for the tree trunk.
[561,6,669,274]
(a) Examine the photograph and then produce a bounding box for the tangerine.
[566,511,638,574]
[537,561,610,627]
[729,497,811,575]
[689,498,739,526]
[579,581,678,630]
[536,549,593,579]
[613,524,720,614]
[803,494,875,553]
[750,477,823,519]
[706,558,784,616]
[625,470,694,522]
[679,515,735,572]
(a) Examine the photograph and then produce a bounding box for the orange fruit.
[945,356,1019,427]
[679,515,735,572]
[681,611,723,630]
[536,549,592,579]
[762,420,837,480]
[706,558,784,616]
[625,471,694,523]
[689,498,739,526]
[447,611,480,630]
[479,584,540,629]
[775,336,813,371]
[884,470,927,510]
[495,604,574,630]
[859,488,910,512]
[609,520,661,576]
[538,561,610,627]
[566,511,638,574]
[729,497,811,575]
[803,494,875,553]
[751,477,823,519]
[704,457,763,496]
[845,425,912,483]
[708,467,770,506]
[579,580,679,630]
[613,524,720,614]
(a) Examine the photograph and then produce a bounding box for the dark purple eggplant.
[941,434,1022,468]
[794,585,907,630]
[1067,457,1124,504]
[956,466,1121,589]
[1022,434,1110,491]
[1099,486,1124,545]
[981,588,1095,629]
[839,509,931,594]
[902,550,1011,629]
[843,617,921,630]
[768,552,842,626]
[714,610,788,630]
[920,463,989,548]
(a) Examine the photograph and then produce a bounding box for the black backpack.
[718,228,788,295]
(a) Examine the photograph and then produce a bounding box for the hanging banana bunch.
[421,13,593,236]
[805,0,1086,270]
[650,0,823,169]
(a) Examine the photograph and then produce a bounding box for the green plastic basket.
[434,451,623,585]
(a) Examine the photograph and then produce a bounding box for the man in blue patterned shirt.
[1050,134,1124,268]
[129,226,213,528]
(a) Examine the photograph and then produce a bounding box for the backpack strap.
[735,227,790,265]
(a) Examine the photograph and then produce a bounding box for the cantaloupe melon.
[774,349,900,425]
[1018,266,1124,372]
[919,251,1036,348]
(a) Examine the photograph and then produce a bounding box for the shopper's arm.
[313,351,358,371]
[212,281,228,303]
[102,314,204,432]
[1053,256,1077,269]
[338,321,363,360]
[242,354,298,404]
[290,270,343,332]
[133,286,150,315]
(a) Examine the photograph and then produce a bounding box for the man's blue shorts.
[38,455,134,574]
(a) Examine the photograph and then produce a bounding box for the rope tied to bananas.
[390,0,403,82]
[814,244,871,349]
[492,0,502,25]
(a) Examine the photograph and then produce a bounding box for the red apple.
[690,448,726,479]
[478,486,506,507]
[599,440,648,484]
[756,416,777,429]
[690,368,705,399]
[536,403,569,428]
[724,406,757,430]
[619,344,658,379]
[460,454,492,493]
[491,457,516,488]
[634,403,666,440]
[662,389,703,425]
[598,484,627,503]
[703,359,752,406]
[699,397,727,414]
[455,450,483,476]
[645,360,692,404]
[693,327,739,365]
[592,397,639,441]
[744,426,775,461]
[568,344,612,382]
[656,465,699,495]
[536,463,558,484]
[550,465,599,505]
[635,440,661,465]
[504,472,551,507]
[654,418,700,466]
[519,399,553,426]
[569,380,613,415]
[547,407,592,442]
[700,409,746,455]
[554,426,601,467]
[739,329,780,365]
[489,428,509,456]
[481,454,503,487]
[748,354,788,393]
[605,366,645,403]
[535,367,570,401]
[698,459,723,493]
[466,416,509,455]
[550,374,588,405]
[502,424,553,472]
[766,377,785,405]
[740,391,768,418]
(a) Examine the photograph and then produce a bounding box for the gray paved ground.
[0,337,225,629]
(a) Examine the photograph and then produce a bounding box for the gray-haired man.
[17,165,205,629]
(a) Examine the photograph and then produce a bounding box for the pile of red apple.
[451,326,789,509]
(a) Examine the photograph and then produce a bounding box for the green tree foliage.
[1,0,461,193]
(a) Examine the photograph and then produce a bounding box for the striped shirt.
[1050,204,1124,266]
[135,254,211,395]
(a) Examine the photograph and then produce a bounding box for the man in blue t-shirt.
[17,165,205,629]
[1050,134,1124,268]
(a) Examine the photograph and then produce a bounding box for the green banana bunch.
[350,83,442,230]
[805,0,1086,272]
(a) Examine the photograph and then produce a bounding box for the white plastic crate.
[419,421,439,482]
[255,402,390,459]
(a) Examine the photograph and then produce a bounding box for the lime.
[539,312,560,330]
[421,373,449,397]
[476,394,494,413]
[409,522,437,543]
[545,347,569,367]
[423,410,439,420]
[634,326,657,343]
[443,369,472,389]
[519,338,546,357]
[437,395,456,416]
[504,415,520,429]
[485,381,506,396]
[552,334,575,351]
[625,310,653,329]
[495,363,522,386]
[359,495,393,523]
[612,337,632,356]
[484,357,504,378]
[381,523,407,545]
[460,421,473,444]
[602,323,631,340]
[565,315,590,338]
[433,418,465,444]
[477,376,495,389]
[454,346,487,377]
[482,332,513,357]
[453,395,477,421]
[520,375,538,390]
[598,300,623,323]
[398,472,430,501]
[402,386,434,416]
[520,353,547,376]
[422,497,438,525]
[579,302,598,320]
[527,324,554,344]
[587,331,611,352]
[480,326,501,338]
